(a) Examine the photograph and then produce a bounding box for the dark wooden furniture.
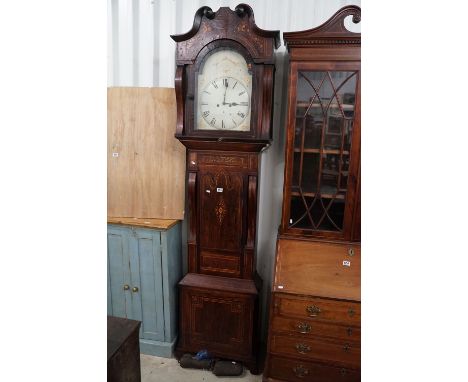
[263,6,361,382]
[170,4,279,374]
[107,316,142,382]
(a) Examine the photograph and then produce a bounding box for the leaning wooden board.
[107,87,185,219]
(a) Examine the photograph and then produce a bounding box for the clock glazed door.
[196,48,252,132]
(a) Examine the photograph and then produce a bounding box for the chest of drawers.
[263,239,361,382]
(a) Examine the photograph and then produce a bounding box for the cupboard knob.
[295,343,311,354]
[306,305,321,317]
[348,308,355,317]
[296,322,311,334]
[132,286,139,292]
[347,327,353,336]
[348,248,355,256]
[343,343,351,352]
[123,284,130,290]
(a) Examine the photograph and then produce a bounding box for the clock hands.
[223,82,227,104]
[223,102,246,107]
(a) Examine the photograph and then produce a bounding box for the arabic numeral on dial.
[203,111,210,117]
[237,112,245,118]
[212,81,218,89]
[210,118,216,126]
[238,90,245,96]
[223,78,228,87]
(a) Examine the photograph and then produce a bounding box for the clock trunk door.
[198,170,244,277]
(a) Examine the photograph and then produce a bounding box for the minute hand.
[227,102,246,106]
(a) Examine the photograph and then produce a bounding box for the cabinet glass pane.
[289,70,357,232]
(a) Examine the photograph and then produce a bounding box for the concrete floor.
[141,354,263,382]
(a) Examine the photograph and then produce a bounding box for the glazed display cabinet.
[280,12,361,243]
[264,6,361,382]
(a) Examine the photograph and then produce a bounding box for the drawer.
[271,315,360,343]
[267,355,360,382]
[275,294,360,325]
[271,334,360,368]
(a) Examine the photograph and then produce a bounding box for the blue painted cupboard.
[107,219,182,357]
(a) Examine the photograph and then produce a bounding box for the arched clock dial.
[200,76,250,130]
[196,49,252,131]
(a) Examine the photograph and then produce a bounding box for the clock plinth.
[175,273,262,375]
[171,4,279,372]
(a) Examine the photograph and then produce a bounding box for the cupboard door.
[107,226,132,318]
[284,67,360,240]
[127,228,165,341]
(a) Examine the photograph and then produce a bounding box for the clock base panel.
[175,273,261,374]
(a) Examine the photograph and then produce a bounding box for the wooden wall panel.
[108,87,185,219]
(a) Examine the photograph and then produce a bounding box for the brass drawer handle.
[306,305,321,317]
[132,286,139,293]
[292,365,309,378]
[296,322,311,334]
[343,343,351,352]
[348,248,355,256]
[295,343,311,354]
[123,284,130,291]
[341,368,347,376]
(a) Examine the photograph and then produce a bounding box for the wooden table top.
[108,217,179,230]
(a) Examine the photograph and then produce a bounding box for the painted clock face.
[196,49,252,131]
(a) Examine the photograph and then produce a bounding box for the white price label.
[216,188,223,192]
[112,152,119,157]
[343,260,351,267]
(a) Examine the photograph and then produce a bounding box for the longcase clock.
[170,4,279,373]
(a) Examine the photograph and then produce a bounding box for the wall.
[108,0,361,341]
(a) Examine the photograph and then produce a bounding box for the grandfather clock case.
[170,4,279,373]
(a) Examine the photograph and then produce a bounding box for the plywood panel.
[108,87,185,219]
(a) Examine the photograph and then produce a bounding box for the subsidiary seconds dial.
[200,76,250,130]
